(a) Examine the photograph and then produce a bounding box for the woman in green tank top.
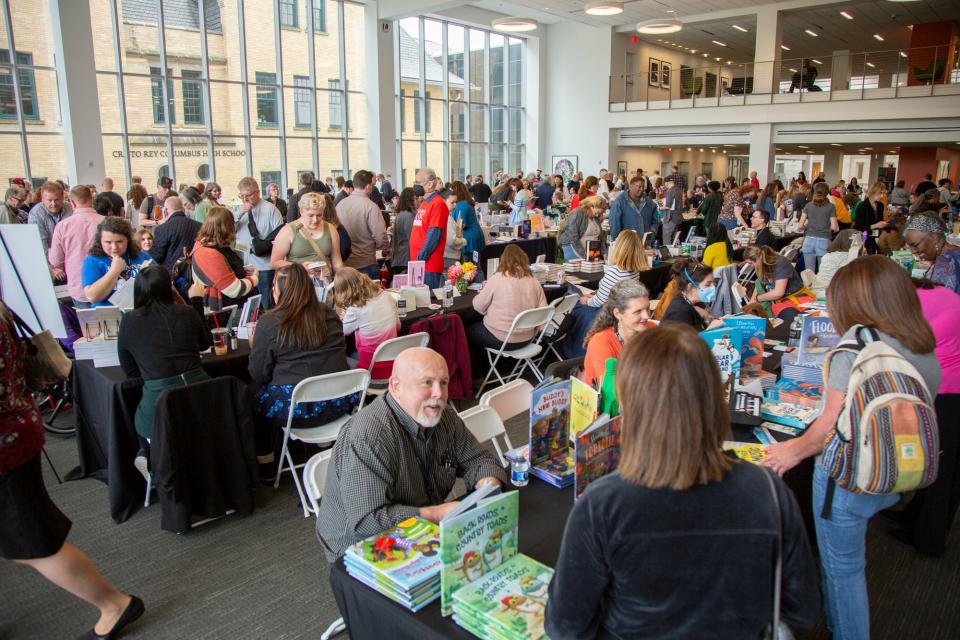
[270,192,344,279]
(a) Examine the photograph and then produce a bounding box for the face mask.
[685,268,716,304]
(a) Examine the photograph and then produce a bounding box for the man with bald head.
[317,348,507,561]
[148,194,201,270]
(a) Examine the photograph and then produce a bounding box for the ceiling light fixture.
[840,11,854,19]
[636,18,683,34]
[873,34,885,41]
[712,40,727,46]
[715,56,722,61]
[584,1,624,16]
[781,44,791,51]
[804,29,818,37]
[732,24,749,32]
[789,68,798,73]
[899,51,908,58]
[831,143,842,146]
[491,17,538,32]
[812,59,823,65]
[690,49,697,53]
[866,62,876,68]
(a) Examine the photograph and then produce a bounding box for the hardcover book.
[721,315,767,371]
[771,378,823,408]
[700,327,743,385]
[569,376,599,439]
[797,314,839,365]
[760,399,820,430]
[574,415,621,500]
[528,378,574,488]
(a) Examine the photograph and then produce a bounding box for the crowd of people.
[1,160,958,640]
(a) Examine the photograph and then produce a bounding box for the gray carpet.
[1,406,958,639]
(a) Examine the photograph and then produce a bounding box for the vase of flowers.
[446,261,477,294]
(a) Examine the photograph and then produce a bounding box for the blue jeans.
[258,269,274,309]
[802,236,830,273]
[423,271,444,290]
[561,244,583,261]
[813,465,898,640]
[357,264,381,281]
[719,218,739,231]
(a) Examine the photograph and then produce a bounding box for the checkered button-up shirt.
[316,393,508,561]
[668,172,687,193]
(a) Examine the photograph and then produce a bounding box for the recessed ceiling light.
[789,68,798,73]
[732,24,748,33]
[636,19,682,34]
[899,51,908,58]
[840,11,853,20]
[702,53,709,57]
[491,17,538,32]
[831,143,842,146]
[812,59,823,65]
[804,29,818,37]
[864,147,872,150]
[866,62,875,68]
[690,49,697,53]
[699,148,704,152]
[727,60,733,64]
[584,1,624,16]
[798,145,809,148]
[873,34,885,41]
[781,44,790,51]
[712,40,727,47]
[687,147,692,151]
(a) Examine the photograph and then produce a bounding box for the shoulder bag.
[248,214,283,257]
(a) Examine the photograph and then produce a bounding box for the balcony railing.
[609,44,960,111]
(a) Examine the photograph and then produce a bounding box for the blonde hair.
[743,245,778,282]
[299,192,327,212]
[609,230,650,272]
[579,195,605,218]
[333,267,382,312]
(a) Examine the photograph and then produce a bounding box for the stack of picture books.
[769,379,823,408]
[780,351,824,385]
[574,415,621,500]
[343,517,443,612]
[760,398,820,430]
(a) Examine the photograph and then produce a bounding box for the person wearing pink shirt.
[47,185,104,309]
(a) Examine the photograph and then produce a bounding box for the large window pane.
[255,72,278,127]
[150,67,175,124]
[315,1,341,83]
[470,104,486,141]
[214,136,249,199]
[293,76,312,128]
[447,24,465,101]
[490,143,505,177]
[449,102,465,141]
[450,142,466,182]
[509,108,522,145]
[469,29,485,103]
[508,37,522,107]
[327,80,343,130]
[250,137,282,188]
[400,140,421,188]
[490,33,504,105]
[0,134,26,184]
[491,107,504,144]
[343,2,366,96]
[469,143,486,178]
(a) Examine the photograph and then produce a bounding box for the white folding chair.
[459,405,512,466]
[302,450,333,517]
[536,294,579,367]
[275,369,370,517]
[365,332,430,397]
[479,379,535,423]
[476,306,554,397]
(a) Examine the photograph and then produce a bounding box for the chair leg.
[285,448,310,518]
[321,617,346,640]
[144,472,152,508]
[477,350,503,397]
[274,433,290,489]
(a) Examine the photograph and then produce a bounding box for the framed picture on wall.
[649,58,660,87]
[661,62,672,90]
[617,161,628,177]
[551,155,578,183]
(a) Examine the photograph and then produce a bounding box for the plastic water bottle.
[505,449,529,487]
[442,281,454,309]
[788,314,805,348]
[397,297,407,318]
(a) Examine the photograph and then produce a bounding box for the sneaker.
[134,455,150,483]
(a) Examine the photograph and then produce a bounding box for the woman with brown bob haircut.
[470,244,547,350]
[546,323,820,638]
[190,206,258,310]
[763,256,940,639]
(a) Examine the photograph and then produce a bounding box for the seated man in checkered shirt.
[317,348,508,561]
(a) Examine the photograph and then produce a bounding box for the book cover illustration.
[586,240,603,262]
[722,315,767,371]
[722,441,768,464]
[529,379,572,466]
[452,554,554,640]
[529,450,574,487]
[529,213,544,234]
[343,517,442,594]
[797,314,839,365]
[569,376,599,439]
[740,368,777,390]
[760,399,820,430]
[574,415,621,500]
[772,379,823,408]
[700,327,743,385]
[440,491,519,616]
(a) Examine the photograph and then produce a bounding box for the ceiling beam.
[377,0,466,20]
[614,0,852,33]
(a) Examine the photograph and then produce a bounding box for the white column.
[49,0,105,186]
[365,9,397,178]
[831,50,850,91]
[523,33,542,173]
[748,123,775,185]
[752,7,782,95]
[822,149,843,183]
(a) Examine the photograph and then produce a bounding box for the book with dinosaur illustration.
[796,314,839,365]
[451,554,554,640]
[343,516,442,610]
[528,378,574,488]
[439,490,520,616]
[721,315,767,371]
[574,415,621,500]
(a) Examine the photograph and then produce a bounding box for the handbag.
[8,308,72,392]
[247,214,283,257]
[760,467,795,640]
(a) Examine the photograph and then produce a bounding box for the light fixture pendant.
[584,1,624,16]
[636,18,682,35]
[491,17,538,32]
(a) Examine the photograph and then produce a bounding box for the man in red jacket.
[409,167,448,290]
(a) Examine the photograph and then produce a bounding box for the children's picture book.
[440,490,519,616]
[408,260,426,287]
[528,378,574,488]
[771,379,823,408]
[452,554,554,640]
[740,368,777,391]
[586,239,603,262]
[722,441,768,464]
[760,399,820,430]
[569,376,599,439]
[574,415,621,500]
[343,517,442,610]
[521,219,532,239]
[529,213,544,234]
[530,450,574,488]
[797,314,840,365]
[721,315,767,371]
[700,327,743,385]
[781,350,824,385]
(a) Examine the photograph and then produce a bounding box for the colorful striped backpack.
[819,326,939,518]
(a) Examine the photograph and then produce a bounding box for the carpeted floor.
[1,407,957,639]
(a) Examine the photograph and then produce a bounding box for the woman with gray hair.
[905,213,960,294]
[582,280,651,387]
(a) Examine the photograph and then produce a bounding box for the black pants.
[905,393,960,556]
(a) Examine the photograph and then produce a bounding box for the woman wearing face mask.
[81,217,153,307]
[582,281,651,387]
[658,259,724,330]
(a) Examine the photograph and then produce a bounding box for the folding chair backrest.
[303,450,333,517]
[543,357,585,381]
[459,406,509,465]
[370,332,430,371]
[479,379,534,422]
[291,369,371,405]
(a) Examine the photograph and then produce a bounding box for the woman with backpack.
[763,256,941,640]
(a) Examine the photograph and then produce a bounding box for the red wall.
[897,147,938,191]
[907,20,960,86]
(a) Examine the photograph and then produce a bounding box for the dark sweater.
[755,227,776,250]
[247,306,348,390]
[698,191,723,230]
[151,212,202,271]
[118,303,210,380]
[660,295,706,331]
[545,465,820,640]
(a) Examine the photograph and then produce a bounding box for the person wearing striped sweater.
[191,207,258,311]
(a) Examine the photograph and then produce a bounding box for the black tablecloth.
[70,341,253,523]
[330,478,574,640]
[732,233,803,261]
[480,236,557,268]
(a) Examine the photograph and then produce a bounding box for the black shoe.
[258,462,277,486]
[82,595,145,640]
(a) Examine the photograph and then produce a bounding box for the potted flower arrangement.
[446,261,478,294]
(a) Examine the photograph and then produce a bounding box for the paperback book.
[760,399,820,430]
[569,376,599,439]
[574,415,621,500]
[528,378,574,488]
[700,327,743,385]
[722,441,769,464]
[721,315,767,371]
[440,490,519,616]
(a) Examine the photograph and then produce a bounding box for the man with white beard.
[317,348,507,561]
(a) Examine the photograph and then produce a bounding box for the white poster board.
[0,225,67,338]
